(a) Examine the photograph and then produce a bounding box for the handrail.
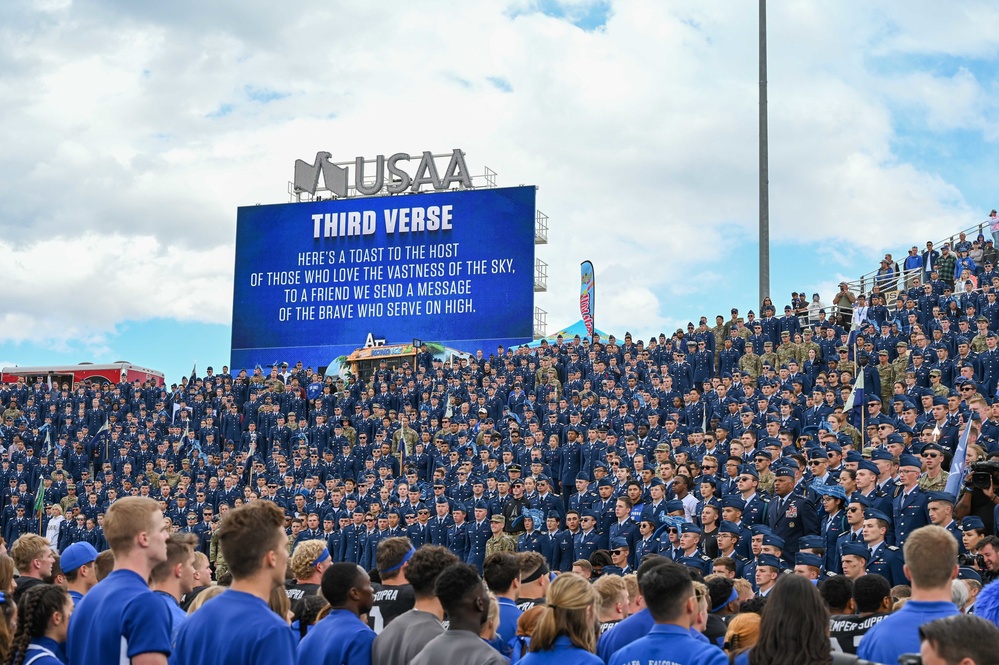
[846,221,990,296]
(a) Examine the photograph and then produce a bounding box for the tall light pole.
[759,0,770,305]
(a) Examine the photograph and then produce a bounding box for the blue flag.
[945,415,975,496]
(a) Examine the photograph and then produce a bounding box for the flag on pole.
[190,362,197,383]
[33,480,44,517]
[580,261,595,338]
[945,414,976,496]
[842,368,865,421]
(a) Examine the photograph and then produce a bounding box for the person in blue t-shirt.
[149,533,197,648]
[59,542,98,606]
[7,584,73,665]
[606,560,727,665]
[482,552,522,653]
[596,555,663,662]
[67,496,172,665]
[171,501,297,665]
[857,525,960,664]
[297,562,376,665]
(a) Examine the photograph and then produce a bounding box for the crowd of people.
[3,224,999,662]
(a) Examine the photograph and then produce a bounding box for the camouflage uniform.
[739,351,763,379]
[485,533,518,557]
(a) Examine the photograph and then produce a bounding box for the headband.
[313,548,331,567]
[381,547,415,573]
[521,562,550,584]
[710,587,739,614]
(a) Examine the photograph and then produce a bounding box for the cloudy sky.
[1,0,997,383]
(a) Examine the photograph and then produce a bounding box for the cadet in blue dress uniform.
[633,517,661,564]
[573,510,600,563]
[862,509,906,586]
[891,454,930,547]
[447,504,471,563]
[467,501,492,571]
[926,491,965,553]
[544,512,574,572]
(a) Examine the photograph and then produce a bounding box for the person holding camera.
[955,455,999,537]
[832,283,857,330]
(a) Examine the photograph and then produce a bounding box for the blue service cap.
[863,509,890,523]
[757,553,782,570]
[575,472,590,481]
[961,516,986,532]
[581,509,599,520]
[718,521,742,535]
[679,523,702,535]
[841,543,870,561]
[761,534,785,550]
[749,524,773,536]
[898,454,922,469]
[926,491,956,505]
[798,535,826,550]
[452,503,467,513]
[774,467,795,479]
[435,496,449,505]
[920,443,945,455]
[885,433,905,446]
[665,500,685,513]
[869,448,894,462]
[740,465,759,479]
[721,496,746,511]
[597,478,614,488]
[753,450,772,460]
[795,552,823,568]
[849,493,874,509]
[845,451,863,464]
[473,500,488,510]
[610,537,630,550]
[807,448,827,461]
[959,567,983,583]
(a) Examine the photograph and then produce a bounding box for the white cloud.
[1,0,998,356]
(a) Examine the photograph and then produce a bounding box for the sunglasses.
[364,518,375,522]
[924,453,941,459]
[738,477,753,482]
[610,549,624,556]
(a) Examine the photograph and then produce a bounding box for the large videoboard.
[231,186,536,371]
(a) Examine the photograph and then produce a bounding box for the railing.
[535,210,549,244]
[534,258,548,292]
[850,222,989,296]
[534,307,548,339]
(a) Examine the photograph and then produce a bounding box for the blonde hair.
[622,573,640,606]
[733,578,753,600]
[104,496,161,555]
[289,540,328,580]
[0,556,13,595]
[904,525,958,590]
[480,592,500,640]
[593,575,628,616]
[529,572,598,654]
[186,586,225,614]
[724,612,761,657]
[269,585,291,625]
[10,535,50,574]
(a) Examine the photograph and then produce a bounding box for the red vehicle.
[0,362,165,389]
